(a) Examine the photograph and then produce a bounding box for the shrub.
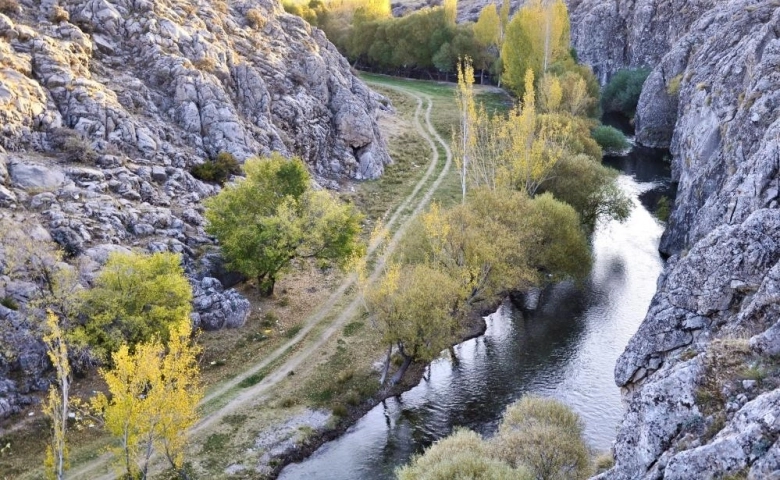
[397,429,531,480]
[192,57,217,72]
[73,251,192,361]
[0,296,18,311]
[246,8,266,29]
[49,128,98,164]
[492,396,591,480]
[600,68,651,118]
[190,151,242,185]
[50,5,69,23]
[667,73,683,96]
[592,125,630,153]
[0,0,19,15]
[655,196,671,222]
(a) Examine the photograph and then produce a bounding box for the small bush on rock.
[592,125,630,153]
[190,151,242,185]
[49,128,98,164]
[0,0,20,15]
[49,5,69,23]
[246,8,266,29]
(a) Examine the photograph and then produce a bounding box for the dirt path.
[66,85,453,480]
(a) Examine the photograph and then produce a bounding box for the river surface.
[280,152,670,480]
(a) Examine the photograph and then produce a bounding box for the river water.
[280,152,670,480]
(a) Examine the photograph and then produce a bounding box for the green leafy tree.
[601,68,651,118]
[75,251,192,361]
[366,262,461,385]
[204,154,364,296]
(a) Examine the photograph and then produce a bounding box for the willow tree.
[501,0,571,96]
[204,154,364,296]
[366,262,461,386]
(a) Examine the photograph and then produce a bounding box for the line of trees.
[0,219,204,479]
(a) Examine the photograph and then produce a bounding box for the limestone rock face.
[582,1,780,479]
[0,0,391,419]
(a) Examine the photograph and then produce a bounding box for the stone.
[8,162,67,190]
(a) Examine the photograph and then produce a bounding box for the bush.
[655,196,671,222]
[0,296,18,311]
[49,5,69,23]
[396,429,531,480]
[600,68,651,118]
[49,128,98,164]
[0,0,19,15]
[246,8,266,29]
[592,125,630,153]
[667,74,683,96]
[190,151,242,185]
[492,396,591,480]
[74,251,192,361]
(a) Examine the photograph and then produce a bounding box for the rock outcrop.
[569,1,780,478]
[0,0,390,419]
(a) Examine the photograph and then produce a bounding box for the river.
[280,150,670,480]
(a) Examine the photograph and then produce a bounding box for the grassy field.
[0,75,514,480]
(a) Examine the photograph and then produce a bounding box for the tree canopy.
[204,154,364,296]
[74,251,192,361]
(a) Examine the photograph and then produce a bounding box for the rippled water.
[280,154,670,480]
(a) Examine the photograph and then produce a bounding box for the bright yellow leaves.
[456,63,569,197]
[92,319,202,478]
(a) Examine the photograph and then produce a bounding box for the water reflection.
[280,167,666,480]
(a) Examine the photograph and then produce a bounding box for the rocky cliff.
[568,0,780,478]
[0,0,390,419]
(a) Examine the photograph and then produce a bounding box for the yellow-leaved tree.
[474,4,501,50]
[42,311,70,480]
[455,57,478,203]
[93,319,202,479]
[501,0,570,97]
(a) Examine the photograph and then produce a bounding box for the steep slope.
[566,1,780,478]
[0,0,390,419]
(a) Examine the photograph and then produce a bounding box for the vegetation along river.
[280,149,671,479]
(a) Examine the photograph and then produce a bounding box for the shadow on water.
[280,151,670,480]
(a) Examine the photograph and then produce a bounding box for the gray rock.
[191,277,251,331]
[8,162,67,190]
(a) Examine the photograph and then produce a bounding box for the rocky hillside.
[0,0,390,418]
[570,0,780,478]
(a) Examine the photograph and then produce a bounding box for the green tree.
[75,251,192,361]
[474,4,501,49]
[366,262,461,385]
[601,68,651,119]
[540,154,631,230]
[204,154,364,296]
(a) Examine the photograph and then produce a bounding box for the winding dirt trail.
[66,85,453,480]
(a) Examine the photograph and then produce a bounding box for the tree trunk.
[257,275,275,297]
[379,344,393,386]
[389,350,413,386]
